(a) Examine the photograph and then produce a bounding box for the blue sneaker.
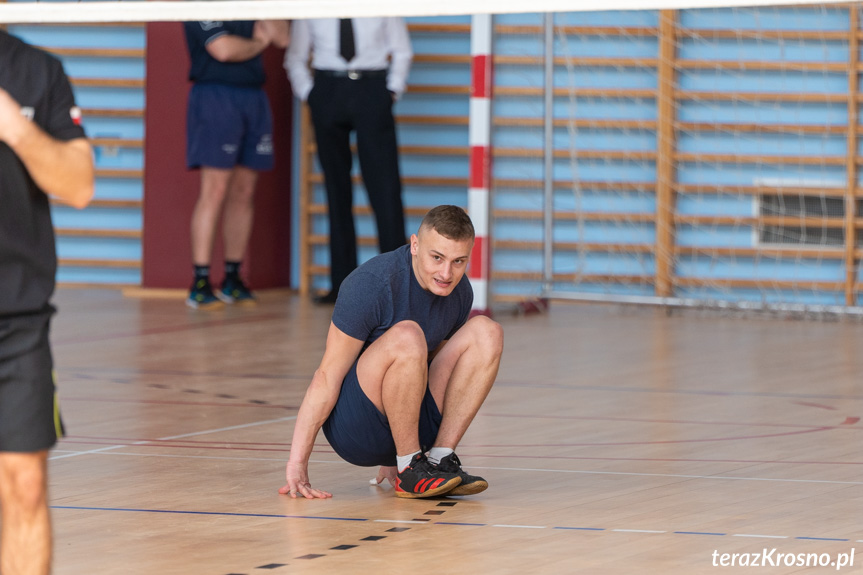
[218,276,256,305]
[187,279,224,310]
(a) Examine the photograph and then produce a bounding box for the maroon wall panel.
[142,22,292,289]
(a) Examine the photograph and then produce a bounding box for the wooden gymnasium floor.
[39,288,862,574]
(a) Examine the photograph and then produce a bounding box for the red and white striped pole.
[468,14,493,317]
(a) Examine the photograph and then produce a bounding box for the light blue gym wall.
[7,17,146,286]
[8,5,860,306]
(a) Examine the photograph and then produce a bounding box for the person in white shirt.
[285,18,412,304]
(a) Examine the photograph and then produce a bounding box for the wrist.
[1,114,29,148]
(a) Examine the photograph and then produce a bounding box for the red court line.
[792,401,838,411]
[54,440,863,467]
[480,412,861,431]
[454,453,863,466]
[57,439,308,454]
[60,397,295,409]
[59,428,834,452]
[65,435,305,446]
[59,436,863,465]
[52,313,284,346]
[59,367,309,381]
[463,426,834,447]
[493,380,863,401]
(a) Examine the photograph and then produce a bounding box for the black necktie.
[339,18,356,62]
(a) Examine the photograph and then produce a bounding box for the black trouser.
[307,72,406,294]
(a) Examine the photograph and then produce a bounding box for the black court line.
[234,502,451,572]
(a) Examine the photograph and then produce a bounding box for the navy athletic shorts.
[0,315,64,453]
[322,361,443,467]
[186,83,274,171]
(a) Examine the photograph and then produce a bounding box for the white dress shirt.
[284,17,413,101]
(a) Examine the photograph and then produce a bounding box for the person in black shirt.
[183,20,289,309]
[0,30,94,575]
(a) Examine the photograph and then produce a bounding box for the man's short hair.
[420,205,475,242]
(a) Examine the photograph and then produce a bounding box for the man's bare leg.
[356,321,428,456]
[428,315,504,449]
[221,166,258,262]
[0,451,51,575]
[190,167,232,266]
[357,321,462,497]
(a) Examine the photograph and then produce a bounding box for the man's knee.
[386,321,427,361]
[467,316,504,359]
[0,453,48,512]
[226,169,257,204]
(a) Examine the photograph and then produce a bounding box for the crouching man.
[279,205,503,498]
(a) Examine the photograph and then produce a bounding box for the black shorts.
[0,315,64,453]
[322,361,442,467]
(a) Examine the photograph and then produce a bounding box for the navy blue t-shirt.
[184,21,265,86]
[332,245,473,354]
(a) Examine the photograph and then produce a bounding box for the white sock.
[427,447,454,465]
[397,450,421,473]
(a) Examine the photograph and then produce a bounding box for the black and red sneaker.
[395,453,462,499]
[436,452,488,496]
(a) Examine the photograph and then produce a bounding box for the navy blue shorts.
[0,315,64,453]
[322,362,443,467]
[186,83,274,171]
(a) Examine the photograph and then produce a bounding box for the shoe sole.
[186,298,225,310]
[395,476,462,499]
[448,479,488,496]
[215,292,257,306]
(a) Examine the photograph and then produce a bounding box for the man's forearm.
[7,123,94,209]
[206,34,268,63]
[288,372,339,464]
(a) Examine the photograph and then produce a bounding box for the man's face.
[410,227,473,297]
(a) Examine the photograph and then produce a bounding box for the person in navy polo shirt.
[183,20,289,309]
[278,206,504,499]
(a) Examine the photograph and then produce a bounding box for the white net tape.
[0,0,853,25]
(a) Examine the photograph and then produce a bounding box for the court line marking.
[493,380,863,402]
[48,505,853,544]
[796,536,850,542]
[52,506,364,522]
[48,416,297,461]
[474,465,863,486]
[55,437,863,467]
[47,450,863,486]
